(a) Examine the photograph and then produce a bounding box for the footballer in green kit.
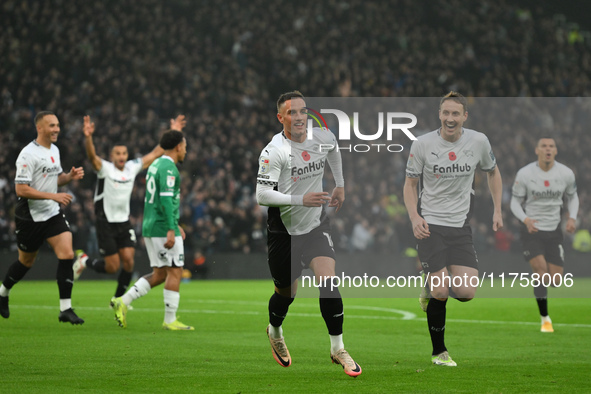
[143,154,182,239]
[111,129,193,331]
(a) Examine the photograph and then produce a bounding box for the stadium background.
[1,0,591,280]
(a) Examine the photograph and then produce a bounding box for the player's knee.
[453,287,475,300]
[18,253,37,266]
[121,259,134,272]
[105,262,120,273]
[104,255,122,273]
[62,252,75,260]
[119,250,134,267]
[149,271,166,286]
[276,286,295,298]
[55,244,74,260]
[430,287,449,299]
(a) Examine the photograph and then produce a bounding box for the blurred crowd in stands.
[1,0,591,259]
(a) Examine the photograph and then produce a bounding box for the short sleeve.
[97,159,109,178]
[478,135,496,172]
[405,140,424,178]
[15,153,33,184]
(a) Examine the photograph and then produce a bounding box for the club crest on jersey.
[167,175,175,187]
[259,157,270,174]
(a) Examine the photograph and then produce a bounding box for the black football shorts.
[520,227,564,266]
[15,212,71,253]
[417,224,478,273]
[96,218,137,256]
[267,218,336,289]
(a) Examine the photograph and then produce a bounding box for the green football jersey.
[142,156,181,237]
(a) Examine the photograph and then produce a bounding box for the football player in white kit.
[510,137,579,333]
[0,111,85,324]
[256,91,361,377]
[73,115,185,301]
[404,92,503,366]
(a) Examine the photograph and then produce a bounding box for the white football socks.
[0,284,9,297]
[330,334,344,354]
[268,324,283,339]
[163,289,180,324]
[122,277,151,305]
[59,299,72,312]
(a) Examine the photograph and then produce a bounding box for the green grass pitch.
[1,279,589,393]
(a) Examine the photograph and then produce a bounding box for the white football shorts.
[144,236,185,267]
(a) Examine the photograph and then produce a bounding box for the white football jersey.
[94,158,143,223]
[512,161,577,231]
[406,128,497,227]
[14,140,63,222]
[257,128,338,235]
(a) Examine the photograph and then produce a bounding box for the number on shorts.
[129,229,137,242]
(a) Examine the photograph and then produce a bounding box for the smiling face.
[439,99,468,142]
[36,114,60,147]
[277,97,308,142]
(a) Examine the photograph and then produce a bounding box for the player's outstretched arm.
[487,166,503,231]
[403,176,430,239]
[141,115,186,170]
[83,116,103,171]
[170,115,187,131]
[141,145,164,170]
